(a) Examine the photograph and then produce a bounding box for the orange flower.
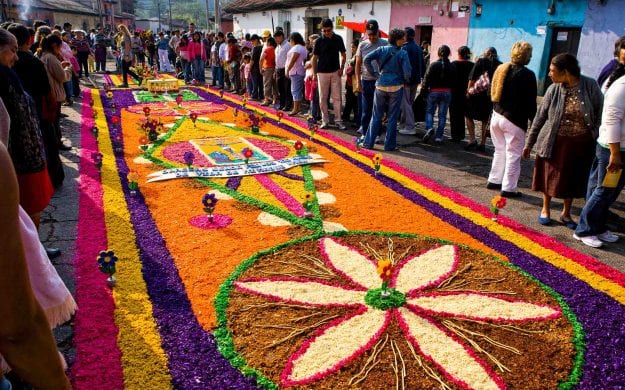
[372,153,382,164]
[377,259,393,281]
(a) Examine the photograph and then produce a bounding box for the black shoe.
[486,182,502,190]
[464,140,478,151]
[46,247,61,259]
[422,129,434,143]
[501,190,522,198]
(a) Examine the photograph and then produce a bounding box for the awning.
[342,21,389,38]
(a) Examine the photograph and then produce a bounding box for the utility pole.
[157,0,161,32]
[204,0,210,31]
[168,0,171,32]
[214,0,220,33]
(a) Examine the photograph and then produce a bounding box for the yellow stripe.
[93,89,173,388]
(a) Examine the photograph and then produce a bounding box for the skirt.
[532,133,595,199]
[18,166,54,215]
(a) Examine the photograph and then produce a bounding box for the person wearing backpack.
[362,28,412,151]
[465,47,501,152]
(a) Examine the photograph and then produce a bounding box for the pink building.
[390,0,471,57]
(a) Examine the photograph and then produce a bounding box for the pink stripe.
[254,174,307,217]
[71,91,124,389]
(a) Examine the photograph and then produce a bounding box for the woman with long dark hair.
[422,45,457,144]
[524,53,603,228]
[449,45,473,142]
[573,63,625,248]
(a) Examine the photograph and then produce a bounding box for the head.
[117,24,131,37]
[266,36,276,48]
[437,44,451,59]
[180,35,189,45]
[250,34,260,45]
[549,53,581,84]
[227,37,237,46]
[365,19,379,42]
[421,41,430,50]
[35,25,51,42]
[62,22,72,32]
[158,31,164,39]
[457,45,471,60]
[388,28,406,47]
[192,31,201,42]
[510,41,532,65]
[243,53,251,62]
[53,24,61,32]
[8,23,30,50]
[0,29,18,67]
[41,33,63,56]
[217,31,225,41]
[75,30,85,39]
[405,27,415,42]
[308,34,319,44]
[615,36,625,64]
[320,19,333,37]
[351,38,359,53]
[173,29,180,36]
[32,20,46,30]
[484,46,498,61]
[189,23,195,33]
[289,32,305,46]
[274,30,284,44]
[261,30,271,41]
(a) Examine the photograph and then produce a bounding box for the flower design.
[97,250,118,276]
[111,116,120,125]
[202,193,218,209]
[234,238,561,388]
[143,106,151,116]
[183,151,195,167]
[490,196,507,215]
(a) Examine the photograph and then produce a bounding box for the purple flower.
[97,250,118,275]
[183,151,195,166]
[202,193,218,208]
[92,152,103,164]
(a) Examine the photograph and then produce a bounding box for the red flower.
[111,116,120,125]
[294,140,304,151]
[143,106,151,115]
[243,148,254,158]
[176,94,183,104]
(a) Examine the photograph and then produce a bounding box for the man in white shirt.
[274,29,292,111]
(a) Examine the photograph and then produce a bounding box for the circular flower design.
[220,234,580,389]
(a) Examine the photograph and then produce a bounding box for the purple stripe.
[103,90,257,389]
[274,170,305,181]
[113,87,624,386]
[226,176,243,190]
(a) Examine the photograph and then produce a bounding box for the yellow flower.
[127,171,139,183]
[377,259,393,280]
[303,192,314,202]
[372,154,382,164]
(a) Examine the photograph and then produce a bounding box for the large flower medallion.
[219,234,581,389]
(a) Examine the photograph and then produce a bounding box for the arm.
[524,84,555,156]
[401,52,412,85]
[363,48,379,79]
[590,79,604,137]
[355,43,363,86]
[311,54,318,80]
[259,50,266,70]
[339,50,346,77]
[0,142,71,390]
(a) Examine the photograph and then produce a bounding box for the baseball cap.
[261,30,271,38]
[366,20,379,35]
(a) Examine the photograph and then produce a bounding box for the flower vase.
[130,190,137,198]
[380,289,391,298]
[107,275,116,287]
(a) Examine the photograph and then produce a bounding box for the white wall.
[232,0,391,44]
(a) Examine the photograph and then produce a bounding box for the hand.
[522,147,531,159]
[61,61,70,68]
[312,73,317,81]
[286,73,290,80]
[608,153,622,173]
[338,68,343,77]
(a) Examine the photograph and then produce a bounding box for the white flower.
[235,237,561,388]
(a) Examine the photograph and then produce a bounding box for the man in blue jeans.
[362,28,412,151]
[355,20,387,137]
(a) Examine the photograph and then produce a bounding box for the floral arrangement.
[490,195,507,221]
[92,151,103,170]
[131,64,157,80]
[242,148,253,164]
[294,140,304,156]
[127,171,139,196]
[372,153,382,174]
[183,151,195,168]
[302,192,314,218]
[97,250,118,286]
[202,193,218,222]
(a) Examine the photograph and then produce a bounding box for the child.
[342,38,359,126]
[243,54,253,97]
[239,47,251,94]
[304,59,320,122]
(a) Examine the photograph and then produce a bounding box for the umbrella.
[342,20,389,38]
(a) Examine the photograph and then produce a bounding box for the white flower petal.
[235,279,365,306]
[208,189,233,200]
[311,170,329,180]
[133,156,152,164]
[322,221,347,233]
[394,245,458,294]
[316,192,336,205]
[257,212,292,226]
[282,309,389,386]
[397,308,503,390]
[319,237,380,290]
[408,293,561,322]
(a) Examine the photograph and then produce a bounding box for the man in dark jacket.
[398,27,425,135]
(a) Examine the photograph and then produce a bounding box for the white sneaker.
[598,230,619,243]
[573,233,603,248]
[319,123,329,129]
[398,128,417,135]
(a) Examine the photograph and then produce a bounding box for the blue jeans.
[309,86,320,121]
[575,145,625,237]
[212,66,223,87]
[181,59,191,83]
[364,88,403,151]
[246,79,253,96]
[251,71,263,100]
[426,90,452,139]
[192,58,205,83]
[359,79,376,133]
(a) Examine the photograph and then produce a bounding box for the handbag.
[468,71,490,95]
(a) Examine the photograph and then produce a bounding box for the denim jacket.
[364,45,412,87]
